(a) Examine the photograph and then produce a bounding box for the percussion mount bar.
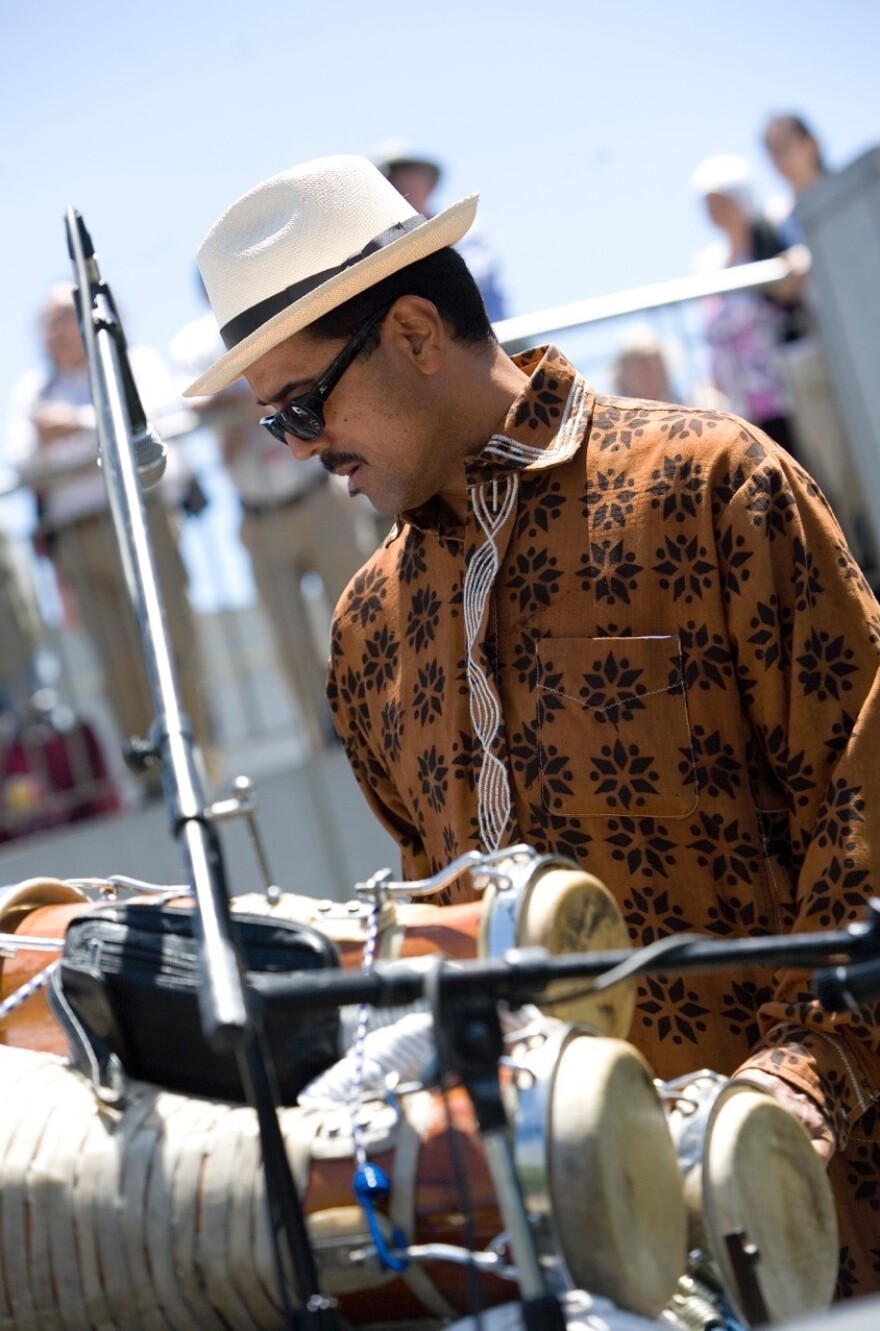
[427,966,567,1331]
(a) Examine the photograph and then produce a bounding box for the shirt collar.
[402,345,592,536]
[476,344,592,474]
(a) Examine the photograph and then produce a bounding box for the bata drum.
[660,1071,838,1327]
[0,1021,683,1330]
[0,877,91,1053]
[0,848,635,1058]
[260,845,637,1038]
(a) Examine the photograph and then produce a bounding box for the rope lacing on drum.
[348,879,409,1273]
[0,957,60,1022]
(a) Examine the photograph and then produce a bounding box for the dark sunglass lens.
[261,416,287,443]
[282,403,323,440]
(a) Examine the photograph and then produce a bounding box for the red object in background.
[0,715,120,843]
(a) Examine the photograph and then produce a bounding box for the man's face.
[244,317,458,516]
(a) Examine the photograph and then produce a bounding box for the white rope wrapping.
[0,1045,409,1331]
[298,1011,436,1110]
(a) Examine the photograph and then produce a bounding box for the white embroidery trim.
[463,366,589,850]
[465,475,518,851]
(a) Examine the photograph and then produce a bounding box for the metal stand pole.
[427,967,567,1331]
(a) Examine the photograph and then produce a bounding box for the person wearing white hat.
[187,153,880,1302]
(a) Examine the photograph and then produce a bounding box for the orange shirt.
[329,345,880,1297]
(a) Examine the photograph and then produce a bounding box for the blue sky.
[1,0,878,428]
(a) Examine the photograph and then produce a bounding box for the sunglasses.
[259,305,389,444]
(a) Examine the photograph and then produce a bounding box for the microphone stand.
[65,208,341,1331]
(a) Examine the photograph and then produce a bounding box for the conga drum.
[660,1071,838,1326]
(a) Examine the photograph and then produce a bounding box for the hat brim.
[184,193,478,397]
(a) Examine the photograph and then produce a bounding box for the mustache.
[321,451,366,475]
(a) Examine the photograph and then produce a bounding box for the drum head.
[703,1082,838,1325]
[546,1030,687,1318]
[0,878,88,934]
[514,864,636,1037]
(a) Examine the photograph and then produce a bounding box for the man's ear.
[384,296,446,376]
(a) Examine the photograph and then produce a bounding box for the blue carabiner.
[353,1162,409,1272]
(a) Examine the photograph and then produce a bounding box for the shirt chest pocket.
[535,635,697,819]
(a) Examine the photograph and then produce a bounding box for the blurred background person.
[690,152,804,462]
[609,327,730,410]
[371,139,508,322]
[169,281,376,755]
[0,517,41,718]
[761,113,877,586]
[610,328,680,402]
[763,112,829,247]
[4,282,217,799]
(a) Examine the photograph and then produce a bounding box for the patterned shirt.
[329,345,880,1298]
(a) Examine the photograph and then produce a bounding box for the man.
[186,154,880,1298]
[371,139,508,322]
[6,283,216,794]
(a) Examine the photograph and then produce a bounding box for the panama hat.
[184,153,478,397]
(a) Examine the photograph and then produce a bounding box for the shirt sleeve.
[327,610,432,884]
[716,431,880,1148]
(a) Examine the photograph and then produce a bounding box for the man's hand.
[740,1068,836,1164]
[769,243,812,304]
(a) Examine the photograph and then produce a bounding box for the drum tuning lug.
[364,845,538,900]
[499,1056,535,1086]
[354,867,394,906]
[205,775,280,901]
[104,874,185,896]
